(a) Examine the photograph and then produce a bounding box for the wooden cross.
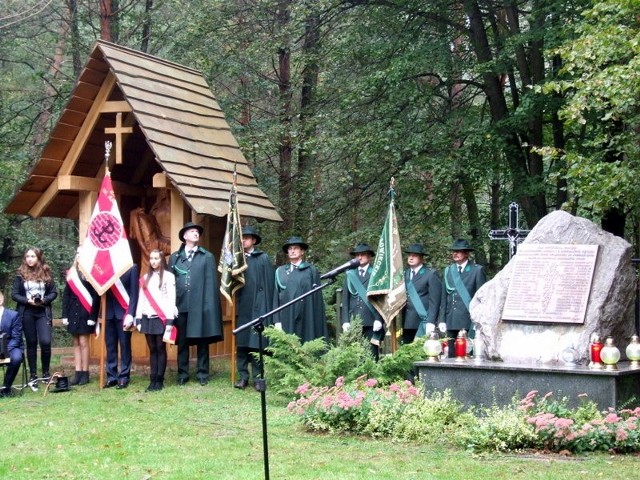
[488,202,530,259]
[104,112,133,164]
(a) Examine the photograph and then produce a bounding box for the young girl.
[11,247,58,382]
[61,247,99,386]
[135,249,176,391]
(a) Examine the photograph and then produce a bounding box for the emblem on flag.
[218,171,247,303]
[366,179,407,327]
[78,162,133,296]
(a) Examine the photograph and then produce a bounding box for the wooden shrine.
[5,41,282,365]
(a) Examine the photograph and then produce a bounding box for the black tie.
[458,265,462,274]
[360,268,365,278]
[187,249,195,262]
[410,270,415,280]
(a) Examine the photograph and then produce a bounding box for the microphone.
[320,258,361,280]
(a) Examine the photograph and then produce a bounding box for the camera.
[32,293,43,304]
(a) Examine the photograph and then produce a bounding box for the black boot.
[156,376,164,391]
[146,375,157,392]
[69,371,82,386]
[78,371,90,386]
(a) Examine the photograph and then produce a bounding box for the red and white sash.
[139,276,167,324]
[66,268,93,314]
[111,278,130,312]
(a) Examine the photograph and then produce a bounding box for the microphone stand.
[232,277,338,480]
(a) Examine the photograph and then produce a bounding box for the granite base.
[415,358,640,410]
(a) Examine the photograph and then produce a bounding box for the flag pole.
[389,178,398,354]
[230,294,237,385]
[99,295,106,389]
[98,143,111,390]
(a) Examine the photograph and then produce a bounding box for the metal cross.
[488,202,530,259]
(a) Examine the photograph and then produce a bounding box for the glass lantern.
[600,337,621,370]
[625,335,640,368]
[423,332,442,362]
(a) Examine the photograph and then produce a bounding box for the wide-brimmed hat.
[242,226,262,245]
[350,243,375,256]
[179,222,204,242]
[404,243,426,256]
[282,236,308,253]
[449,238,474,251]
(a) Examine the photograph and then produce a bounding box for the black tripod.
[232,279,336,480]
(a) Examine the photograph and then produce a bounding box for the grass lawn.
[1,359,638,479]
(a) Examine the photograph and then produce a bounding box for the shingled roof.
[5,40,282,222]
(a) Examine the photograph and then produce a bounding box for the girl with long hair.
[61,247,99,386]
[11,247,58,382]
[135,249,176,391]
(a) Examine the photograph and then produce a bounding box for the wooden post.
[99,295,106,389]
[230,295,236,385]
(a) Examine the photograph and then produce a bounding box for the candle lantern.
[454,329,468,361]
[625,335,640,368]
[423,332,442,362]
[600,337,620,370]
[589,333,603,369]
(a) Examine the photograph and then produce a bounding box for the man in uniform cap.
[401,243,442,344]
[341,243,384,360]
[439,239,486,356]
[169,222,223,386]
[272,237,328,344]
[234,226,274,390]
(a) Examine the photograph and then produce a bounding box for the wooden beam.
[152,172,169,188]
[59,72,117,176]
[101,100,132,113]
[170,188,187,252]
[78,190,97,240]
[28,175,147,217]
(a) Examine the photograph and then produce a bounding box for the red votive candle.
[454,336,467,358]
[591,341,603,363]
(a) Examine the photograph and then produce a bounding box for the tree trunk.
[140,0,154,53]
[295,10,320,237]
[276,0,293,235]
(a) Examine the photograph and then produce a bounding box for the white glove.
[62,318,69,326]
[373,320,383,332]
[87,319,96,327]
[136,322,142,332]
[342,323,351,333]
[438,322,447,333]
[274,322,283,331]
[123,314,134,330]
[426,322,435,333]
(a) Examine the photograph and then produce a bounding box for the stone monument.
[472,210,635,365]
[416,210,640,410]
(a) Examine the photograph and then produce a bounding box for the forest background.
[0,0,638,307]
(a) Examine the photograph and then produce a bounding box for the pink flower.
[389,383,400,392]
[554,418,574,429]
[604,413,620,424]
[616,427,629,442]
[364,378,378,388]
[335,376,345,388]
[295,383,310,395]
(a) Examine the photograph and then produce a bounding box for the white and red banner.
[78,172,133,296]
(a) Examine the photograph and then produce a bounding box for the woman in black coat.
[62,248,99,386]
[11,247,58,382]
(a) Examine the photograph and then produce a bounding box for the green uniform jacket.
[273,262,328,344]
[402,266,442,330]
[439,261,486,331]
[235,249,275,350]
[169,245,223,344]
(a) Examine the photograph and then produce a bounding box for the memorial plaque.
[502,244,598,324]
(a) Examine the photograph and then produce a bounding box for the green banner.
[218,183,247,303]
[366,197,406,326]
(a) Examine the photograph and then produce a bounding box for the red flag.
[78,172,133,296]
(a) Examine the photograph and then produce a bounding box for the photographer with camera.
[11,247,58,383]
